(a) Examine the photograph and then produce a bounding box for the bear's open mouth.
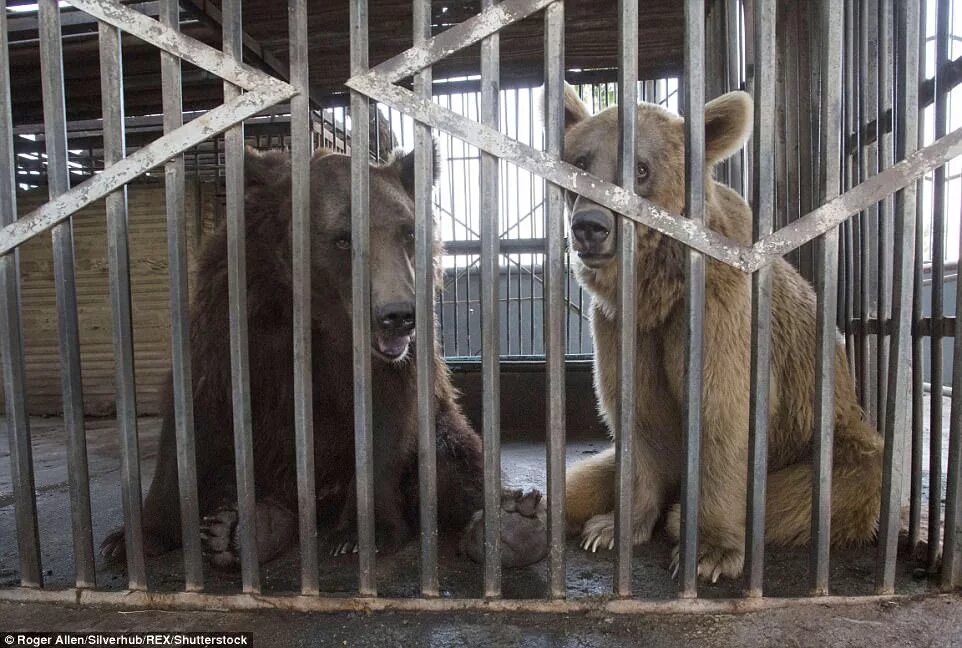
[373,333,412,362]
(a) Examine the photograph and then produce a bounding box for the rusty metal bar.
[99,17,147,592]
[0,0,42,590]
[543,0,566,600]
[412,0,439,598]
[480,0,503,599]
[809,0,843,597]
[679,0,706,599]
[160,0,203,593]
[744,0,775,599]
[222,0,260,594]
[350,0,377,597]
[39,0,98,591]
[614,0,638,599]
[289,0,319,596]
[875,0,920,595]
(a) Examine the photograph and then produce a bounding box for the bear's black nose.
[571,210,612,251]
[376,302,416,334]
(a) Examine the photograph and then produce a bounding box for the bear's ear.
[245,145,289,187]
[563,83,590,131]
[394,138,441,197]
[704,90,753,166]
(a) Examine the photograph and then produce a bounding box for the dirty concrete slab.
[0,596,960,648]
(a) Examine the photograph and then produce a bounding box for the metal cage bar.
[160,0,203,593]
[928,0,951,573]
[38,0,99,591]
[413,0,440,598]
[744,0,776,599]
[679,0,706,598]
[289,0,319,596]
[0,0,42,590]
[480,0,503,599]
[614,0,638,599]
[543,0,567,600]
[809,0,843,597]
[99,18,147,592]
[222,0,260,594]
[350,0,378,597]
[876,0,921,594]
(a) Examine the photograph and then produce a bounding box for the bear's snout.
[571,208,615,263]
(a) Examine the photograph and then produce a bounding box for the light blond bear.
[561,85,883,581]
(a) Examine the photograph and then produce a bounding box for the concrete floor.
[0,400,958,645]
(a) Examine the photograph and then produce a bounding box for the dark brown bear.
[102,146,546,568]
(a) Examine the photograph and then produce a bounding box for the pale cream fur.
[561,86,883,581]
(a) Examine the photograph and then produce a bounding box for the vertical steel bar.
[222,0,260,594]
[480,0,502,599]
[844,0,858,373]
[412,0,439,598]
[909,0,926,552]
[289,0,318,596]
[857,0,876,417]
[875,0,920,594]
[0,0,42,589]
[809,0,843,597]
[876,0,895,432]
[350,0,377,597]
[724,0,744,196]
[928,0,950,572]
[744,0,775,599]
[544,0,566,600]
[160,0,203,593]
[679,0,706,599]
[38,0,96,590]
[946,194,962,588]
[615,0,638,599]
[99,19,147,592]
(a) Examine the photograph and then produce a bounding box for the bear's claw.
[461,488,548,568]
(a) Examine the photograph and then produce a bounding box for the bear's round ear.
[245,145,289,187]
[704,90,753,166]
[394,138,441,197]
[563,83,590,131]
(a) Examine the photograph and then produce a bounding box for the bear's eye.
[637,162,650,180]
[334,237,351,251]
[403,227,415,243]
[574,157,589,171]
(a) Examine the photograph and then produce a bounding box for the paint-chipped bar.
[160,0,203,594]
[289,0,319,596]
[809,0,843,598]
[412,0,440,598]
[875,0,920,595]
[928,0,950,573]
[222,0,261,594]
[38,0,99,590]
[0,0,42,590]
[98,18,146,593]
[679,0,705,599]
[479,0,503,599]
[544,0,567,600]
[614,0,638,599]
[349,0,378,597]
[744,0,776,599]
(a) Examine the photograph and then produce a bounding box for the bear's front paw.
[461,488,548,568]
[668,542,744,583]
[580,513,615,552]
[200,506,241,570]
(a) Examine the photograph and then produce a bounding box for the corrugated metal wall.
[0,181,214,416]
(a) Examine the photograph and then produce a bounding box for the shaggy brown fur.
[101,147,494,566]
[561,87,883,581]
